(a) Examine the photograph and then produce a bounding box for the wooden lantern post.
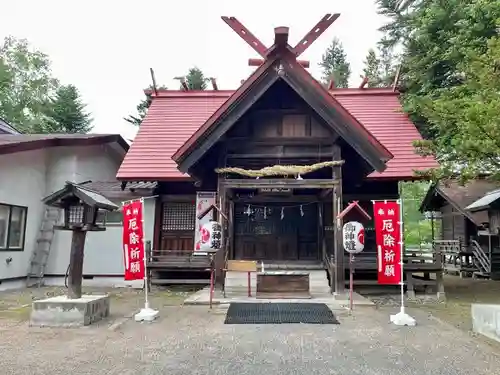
[42,182,119,299]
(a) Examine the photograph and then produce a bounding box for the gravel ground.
[364,275,500,333]
[0,296,499,374]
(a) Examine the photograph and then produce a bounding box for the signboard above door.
[258,188,292,195]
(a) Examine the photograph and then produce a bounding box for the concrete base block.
[471,304,500,343]
[30,294,110,327]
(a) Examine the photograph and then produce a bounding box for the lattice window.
[162,202,195,231]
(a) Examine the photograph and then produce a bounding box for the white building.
[0,133,156,291]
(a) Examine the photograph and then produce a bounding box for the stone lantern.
[30,182,118,327]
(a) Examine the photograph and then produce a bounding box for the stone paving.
[0,287,499,375]
[185,286,375,307]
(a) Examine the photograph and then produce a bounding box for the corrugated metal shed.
[117,88,438,180]
[466,189,500,212]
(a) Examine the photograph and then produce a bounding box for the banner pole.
[398,198,405,314]
[141,198,149,310]
[389,196,416,326]
[349,254,354,312]
[133,197,159,322]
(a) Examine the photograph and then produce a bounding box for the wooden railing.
[146,246,211,270]
[433,239,462,254]
[471,240,491,275]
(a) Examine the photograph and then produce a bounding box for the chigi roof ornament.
[276,62,285,77]
[221,14,340,67]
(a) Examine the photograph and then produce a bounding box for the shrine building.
[116,14,437,292]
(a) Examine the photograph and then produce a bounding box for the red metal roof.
[117,92,229,180]
[116,88,437,181]
[332,89,438,178]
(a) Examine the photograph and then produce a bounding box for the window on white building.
[0,203,28,251]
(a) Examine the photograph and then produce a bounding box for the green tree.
[0,36,59,132]
[362,49,382,87]
[378,41,398,87]
[319,37,351,88]
[376,0,500,147]
[39,84,93,134]
[124,84,167,126]
[400,181,434,246]
[362,45,397,88]
[376,0,419,49]
[183,67,209,90]
[415,36,500,182]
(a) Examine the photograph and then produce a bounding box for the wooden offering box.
[256,271,311,299]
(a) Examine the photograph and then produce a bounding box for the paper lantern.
[342,221,365,254]
[198,221,223,253]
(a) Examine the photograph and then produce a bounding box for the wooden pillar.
[406,271,416,299]
[228,193,235,260]
[431,212,435,242]
[216,146,230,284]
[436,270,445,300]
[145,240,152,293]
[67,230,87,299]
[318,203,325,263]
[152,196,162,251]
[332,145,344,294]
[215,175,228,283]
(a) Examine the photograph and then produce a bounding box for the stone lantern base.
[30,294,110,327]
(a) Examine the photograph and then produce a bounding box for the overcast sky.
[1,1,388,140]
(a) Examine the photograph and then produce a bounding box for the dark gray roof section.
[0,118,20,134]
[0,133,129,155]
[420,179,500,226]
[79,181,157,200]
[43,181,119,211]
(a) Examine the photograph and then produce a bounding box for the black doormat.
[224,303,340,324]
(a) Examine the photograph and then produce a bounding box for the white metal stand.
[134,198,159,323]
[390,198,416,326]
[390,310,416,326]
[135,306,159,322]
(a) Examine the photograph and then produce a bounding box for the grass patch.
[413,275,500,331]
[0,306,31,321]
[151,285,202,306]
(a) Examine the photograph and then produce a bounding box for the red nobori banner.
[373,200,402,285]
[122,200,145,281]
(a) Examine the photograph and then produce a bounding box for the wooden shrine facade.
[117,14,438,291]
[150,76,400,289]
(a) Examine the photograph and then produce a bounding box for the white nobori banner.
[194,192,217,255]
